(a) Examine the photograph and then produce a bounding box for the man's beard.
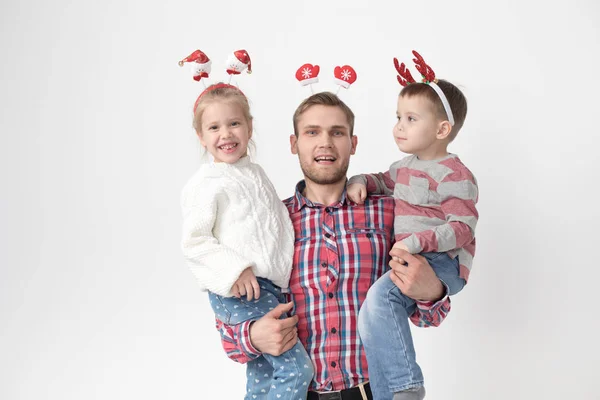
[298,158,349,185]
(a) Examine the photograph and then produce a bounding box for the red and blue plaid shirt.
[216,181,451,391]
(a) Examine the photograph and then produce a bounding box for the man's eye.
[334,131,344,136]
[306,131,316,135]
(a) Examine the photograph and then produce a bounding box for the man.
[217,92,450,399]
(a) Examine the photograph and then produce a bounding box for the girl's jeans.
[357,252,466,399]
[209,278,314,400]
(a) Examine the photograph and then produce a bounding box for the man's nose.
[318,134,333,147]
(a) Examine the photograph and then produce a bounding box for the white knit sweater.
[180,156,294,297]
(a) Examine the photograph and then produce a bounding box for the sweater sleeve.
[401,168,479,254]
[348,170,395,196]
[181,183,255,297]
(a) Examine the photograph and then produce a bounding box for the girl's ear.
[436,121,452,140]
[196,130,206,147]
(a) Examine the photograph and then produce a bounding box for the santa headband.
[178,49,251,112]
[295,63,357,94]
[393,50,454,126]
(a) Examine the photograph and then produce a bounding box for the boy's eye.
[231,121,240,127]
[408,116,416,122]
[209,125,218,130]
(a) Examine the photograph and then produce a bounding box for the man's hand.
[249,302,299,356]
[232,267,260,300]
[347,183,367,204]
[389,248,445,302]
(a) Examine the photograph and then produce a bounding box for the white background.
[1,0,599,399]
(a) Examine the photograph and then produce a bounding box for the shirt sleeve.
[410,289,452,328]
[348,170,395,196]
[401,170,479,254]
[215,319,262,363]
[181,183,255,297]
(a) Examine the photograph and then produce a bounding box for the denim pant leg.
[261,340,314,400]
[422,252,465,296]
[209,279,314,400]
[358,270,422,398]
[245,356,274,399]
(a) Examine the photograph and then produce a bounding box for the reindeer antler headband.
[393,50,454,126]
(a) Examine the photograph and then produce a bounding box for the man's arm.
[216,302,299,362]
[388,248,451,328]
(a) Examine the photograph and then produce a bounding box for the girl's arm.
[181,185,254,297]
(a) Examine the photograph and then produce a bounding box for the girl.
[180,83,314,399]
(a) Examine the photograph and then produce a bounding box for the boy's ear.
[436,121,452,140]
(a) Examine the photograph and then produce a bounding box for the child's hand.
[347,183,367,204]
[392,241,410,262]
[232,267,260,301]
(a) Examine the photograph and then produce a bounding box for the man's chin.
[301,169,347,186]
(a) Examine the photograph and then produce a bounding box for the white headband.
[428,81,455,126]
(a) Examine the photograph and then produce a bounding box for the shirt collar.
[290,180,351,213]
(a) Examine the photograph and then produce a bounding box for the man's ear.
[290,134,298,154]
[350,135,358,155]
[436,121,452,140]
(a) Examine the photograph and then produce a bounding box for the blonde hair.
[192,83,253,134]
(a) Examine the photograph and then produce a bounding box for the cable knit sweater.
[180,156,295,297]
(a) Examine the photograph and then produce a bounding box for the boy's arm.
[400,173,478,254]
[181,185,254,297]
[348,170,395,196]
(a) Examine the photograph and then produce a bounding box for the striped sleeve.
[215,318,261,364]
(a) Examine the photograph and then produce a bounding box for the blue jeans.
[209,278,314,400]
[357,252,465,399]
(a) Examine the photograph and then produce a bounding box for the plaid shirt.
[216,181,451,391]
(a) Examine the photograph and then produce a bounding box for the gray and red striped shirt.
[350,153,478,281]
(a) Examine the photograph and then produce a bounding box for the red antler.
[412,50,436,83]
[394,57,416,87]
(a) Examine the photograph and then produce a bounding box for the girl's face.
[198,100,252,164]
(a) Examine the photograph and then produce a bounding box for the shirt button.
[325,233,331,238]
[331,327,337,334]
[325,207,332,213]
[321,262,327,268]
[331,361,337,367]
[328,292,334,299]
[366,233,372,238]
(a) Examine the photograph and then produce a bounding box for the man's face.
[290,105,357,185]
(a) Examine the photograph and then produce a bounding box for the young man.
[216,92,451,400]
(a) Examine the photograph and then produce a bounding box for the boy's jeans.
[357,252,465,399]
[209,278,314,400]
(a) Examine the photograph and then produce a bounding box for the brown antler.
[394,57,416,87]
[412,50,436,83]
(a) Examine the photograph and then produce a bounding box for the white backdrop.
[1,0,599,399]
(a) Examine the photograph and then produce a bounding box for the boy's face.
[290,105,357,186]
[394,95,446,160]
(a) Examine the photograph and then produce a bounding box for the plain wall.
[1,0,599,399]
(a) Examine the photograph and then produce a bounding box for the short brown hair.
[292,92,355,136]
[400,79,467,141]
